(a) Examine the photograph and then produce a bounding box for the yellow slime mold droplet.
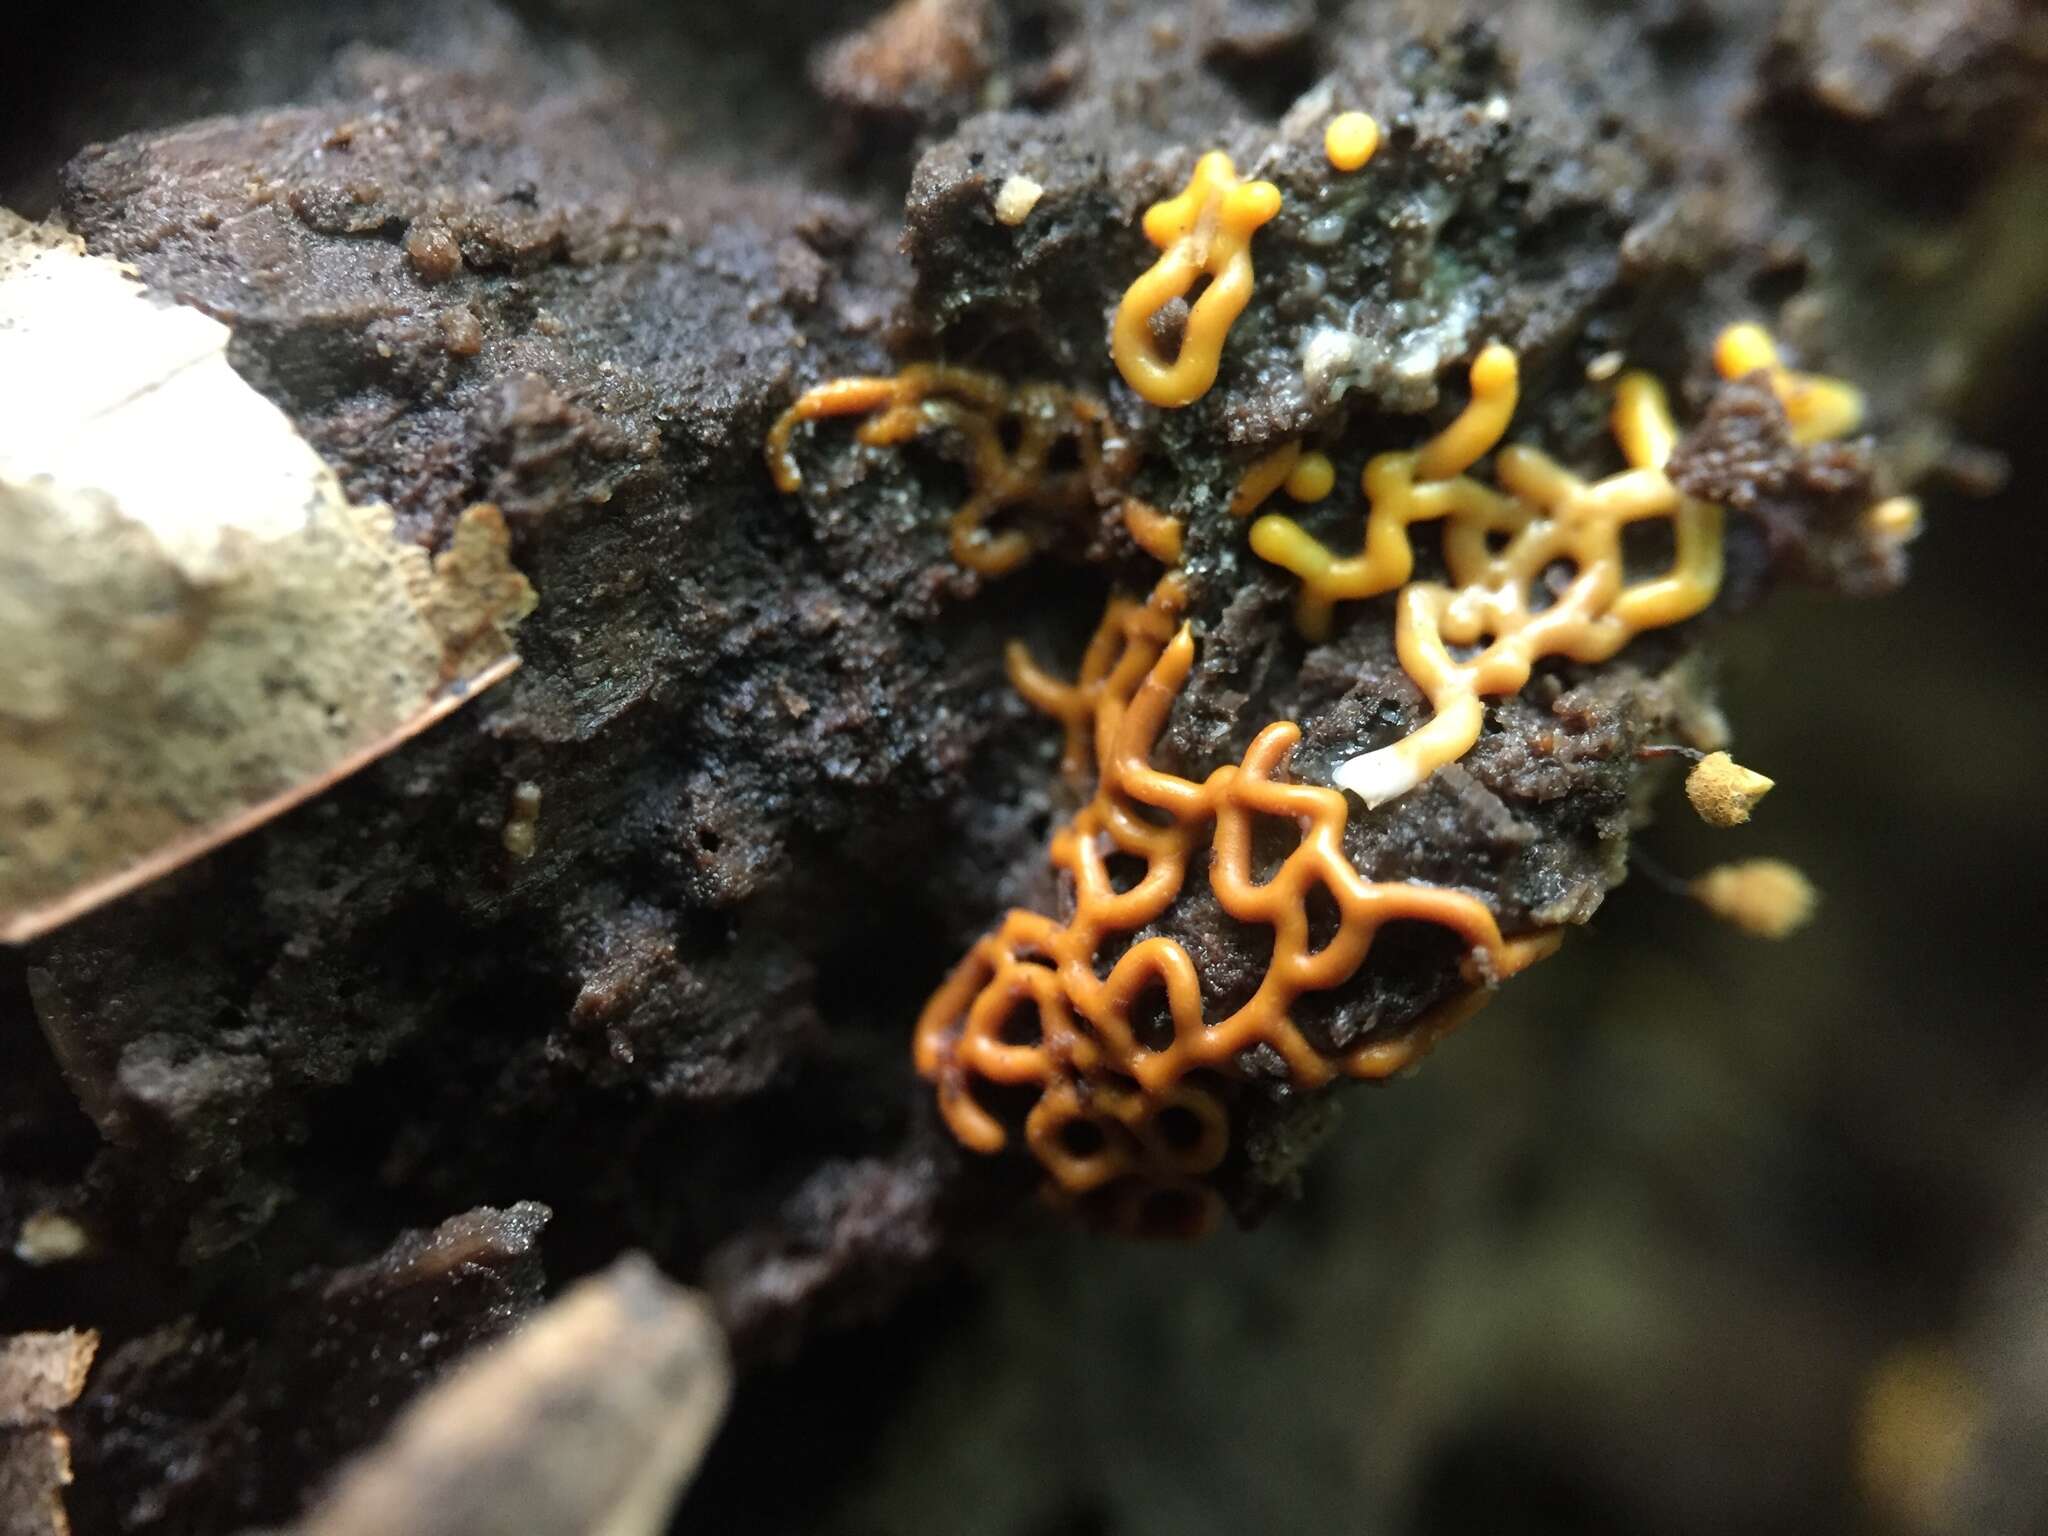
[1284,450,1335,503]
[1324,112,1380,172]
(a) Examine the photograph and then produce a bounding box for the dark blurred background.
[723,447,2048,1536]
[5,2,2046,1534]
[686,446,2048,1535]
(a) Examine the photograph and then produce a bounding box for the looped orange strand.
[1335,369,1724,805]
[1229,441,1303,515]
[1112,151,1282,408]
[1247,342,1523,642]
[1245,342,1750,806]
[1713,322,1865,444]
[918,576,1558,1235]
[1245,329,1876,808]
[1119,497,1185,565]
[764,365,1113,575]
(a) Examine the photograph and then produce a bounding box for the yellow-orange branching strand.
[918,576,1558,1235]
[1112,152,1282,409]
[765,365,1113,576]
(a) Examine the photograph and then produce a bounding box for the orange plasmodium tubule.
[916,576,1558,1234]
[765,365,1116,576]
[1111,152,1282,409]
[1246,328,1875,808]
[766,265,1883,1232]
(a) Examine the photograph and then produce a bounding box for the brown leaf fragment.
[0,1331,98,1536]
[283,1256,728,1536]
